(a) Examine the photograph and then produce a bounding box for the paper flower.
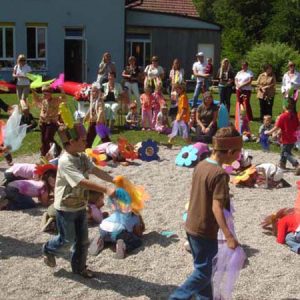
[50,73,64,90]
[34,164,57,176]
[59,103,74,129]
[27,73,55,89]
[175,145,198,167]
[85,148,107,166]
[108,188,132,213]
[232,166,257,187]
[118,137,138,160]
[138,139,159,161]
[96,123,110,139]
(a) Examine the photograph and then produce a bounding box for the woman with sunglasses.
[144,56,164,91]
[12,54,32,102]
[281,61,300,102]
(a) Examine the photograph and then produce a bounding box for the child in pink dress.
[140,86,153,130]
[152,85,165,128]
[155,104,171,134]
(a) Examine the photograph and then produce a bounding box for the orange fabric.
[176,94,190,123]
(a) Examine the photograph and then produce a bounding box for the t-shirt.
[144,65,164,79]
[126,111,139,123]
[185,158,230,239]
[140,93,153,112]
[277,213,300,244]
[235,70,254,91]
[276,111,299,144]
[197,103,218,127]
[6,163,37,179]
[14,64,31,86]
[8,180,46,197]
[156,111,168,126]
[123,65,140,83]
[94,142,119,158]
[192,61,207,83]
[54,152,95,212]
[176,93,190,123]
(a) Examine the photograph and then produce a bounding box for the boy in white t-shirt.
[192,52,209,107]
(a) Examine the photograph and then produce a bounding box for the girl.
[87,191,108,224]
[168,83,190,143]
[265,98,300,173]
[152,85,164,128]
[2,168,57,210]
[84,82,109,148]
[154,104,171,134]
[140,86,153,130]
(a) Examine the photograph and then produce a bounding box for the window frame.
[0,25,15,70]
[26,25,48,71]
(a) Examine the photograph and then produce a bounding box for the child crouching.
[154,104,171,134]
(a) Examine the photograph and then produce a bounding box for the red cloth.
[276,213,299,244]
[276,111,299,144]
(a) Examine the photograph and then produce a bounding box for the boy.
[125,102,139,130]
[42,123,115,278]
[169,126,242,299]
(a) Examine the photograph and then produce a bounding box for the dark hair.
[172,58,181,70]
[89,190,104,204]
[41,169,57,195]
[214,126,241,154]
[108,71,116,78]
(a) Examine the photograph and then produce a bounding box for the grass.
[0,90,289,158]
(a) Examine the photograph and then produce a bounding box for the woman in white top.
[235,61,254,121]
[281,61,300,100]
[102,72,123,129]
[144,56,164,90]
[12,54,32,102]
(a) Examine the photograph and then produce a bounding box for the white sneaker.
[115,239,126,259]
[89,236,104,256]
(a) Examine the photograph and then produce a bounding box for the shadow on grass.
[54,268,177,299]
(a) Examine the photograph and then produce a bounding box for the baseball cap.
[196,52,204,57]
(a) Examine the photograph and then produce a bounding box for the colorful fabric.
[176,94,190,123]
[8,180,46,197]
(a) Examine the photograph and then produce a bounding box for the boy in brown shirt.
[169,127,242,300]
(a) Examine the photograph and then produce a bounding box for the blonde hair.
[219,58,231,79]
[17,54,26,64]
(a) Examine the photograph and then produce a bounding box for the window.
[0,26,15,69]
[126,34,151,68]
[27,26,47,70]
[197,44,215,63]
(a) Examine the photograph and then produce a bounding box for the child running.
[169,126,242,299]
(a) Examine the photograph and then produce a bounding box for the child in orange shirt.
[168,83,190,143]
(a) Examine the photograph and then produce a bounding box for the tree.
[192,0,216,22]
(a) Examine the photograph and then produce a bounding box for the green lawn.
[0,90,288,158]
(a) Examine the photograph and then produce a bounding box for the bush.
[245,42,300,80]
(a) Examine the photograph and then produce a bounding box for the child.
[169,90,178,122]
[169,126,241,299]
[87,191,108,224]
[189,107,197,133]
[0,145,13,166]
[258,115,273,151]
[40,203,57,233]
[154,104,171,134]
[84,82,109,148]
[32,85,66,156]
[152,85,165,128]
[204,57,213,91]
[20,101,37,132]
[42,123,115,278]
[265,98,300,173]
[140,86,153,130]
[168,83,190,143]
[125,102,139,130]
[3,163,39,185]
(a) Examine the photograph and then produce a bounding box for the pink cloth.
[140,93,153,112]
[142,110,152,129]
[7,163,37,179]
[8,180,46,197]
[88,204,103,224]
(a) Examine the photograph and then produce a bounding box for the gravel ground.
[0,147,299,300]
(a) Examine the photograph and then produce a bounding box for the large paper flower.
[85,148,107,166]
[176,145,199,167]
[232,166,257,187]
[118,137,138,160]
[138,139,159,161]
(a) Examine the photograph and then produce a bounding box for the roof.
[132,0,199,18]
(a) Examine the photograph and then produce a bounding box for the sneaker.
[184,241,191,253]
[43,250,56,268]
[76,267,95,279]
[88,236,104,256]
[115,239,126,259]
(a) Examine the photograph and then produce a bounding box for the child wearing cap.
[32,85,66,156]
[169,126,241,300]
[42,123,115,278]
[125,102,139,130]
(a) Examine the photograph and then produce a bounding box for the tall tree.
[192,0,216,22]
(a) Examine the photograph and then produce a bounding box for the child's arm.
[265,125,279,136]
[212,200,239,249]
[31,90,42,107]
[79,178,115,197]
[89,166,114,183]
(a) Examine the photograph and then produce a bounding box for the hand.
[204,127,210,134]
[106,187,115,198]
[226,235,239,249]
[264,130,270,135]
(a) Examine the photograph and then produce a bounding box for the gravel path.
[0,147,299,300]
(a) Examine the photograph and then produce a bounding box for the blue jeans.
[285,231,300,254]
[280,144,298,166]
[43,209,89,273]
[5,186,36,210]
[193,82,203,107]
[169,234,218,300]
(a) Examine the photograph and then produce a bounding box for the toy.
[118,138,138,160]
[232,165,258,187]
[85,148,107,166]
[59,102,74,129]
[175,145,199,167]
[50,73,65,90]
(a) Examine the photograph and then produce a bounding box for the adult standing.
[235,61,254,121]
[195,91,218,143]
[216,58,235,112]
[192,52,209,108]
[12,54,31,103]
[144,56,164,90]
[96,52,116,86]
[256,64,276,121]
[169,58,185,120]
[281,61,300,100]
[102,72,123,130]
[122,56,141,110]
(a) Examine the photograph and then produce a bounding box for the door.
[64,39,84,82]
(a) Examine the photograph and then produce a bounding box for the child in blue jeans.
[42,123,115,278]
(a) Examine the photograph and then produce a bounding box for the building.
[0,0,221,83]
